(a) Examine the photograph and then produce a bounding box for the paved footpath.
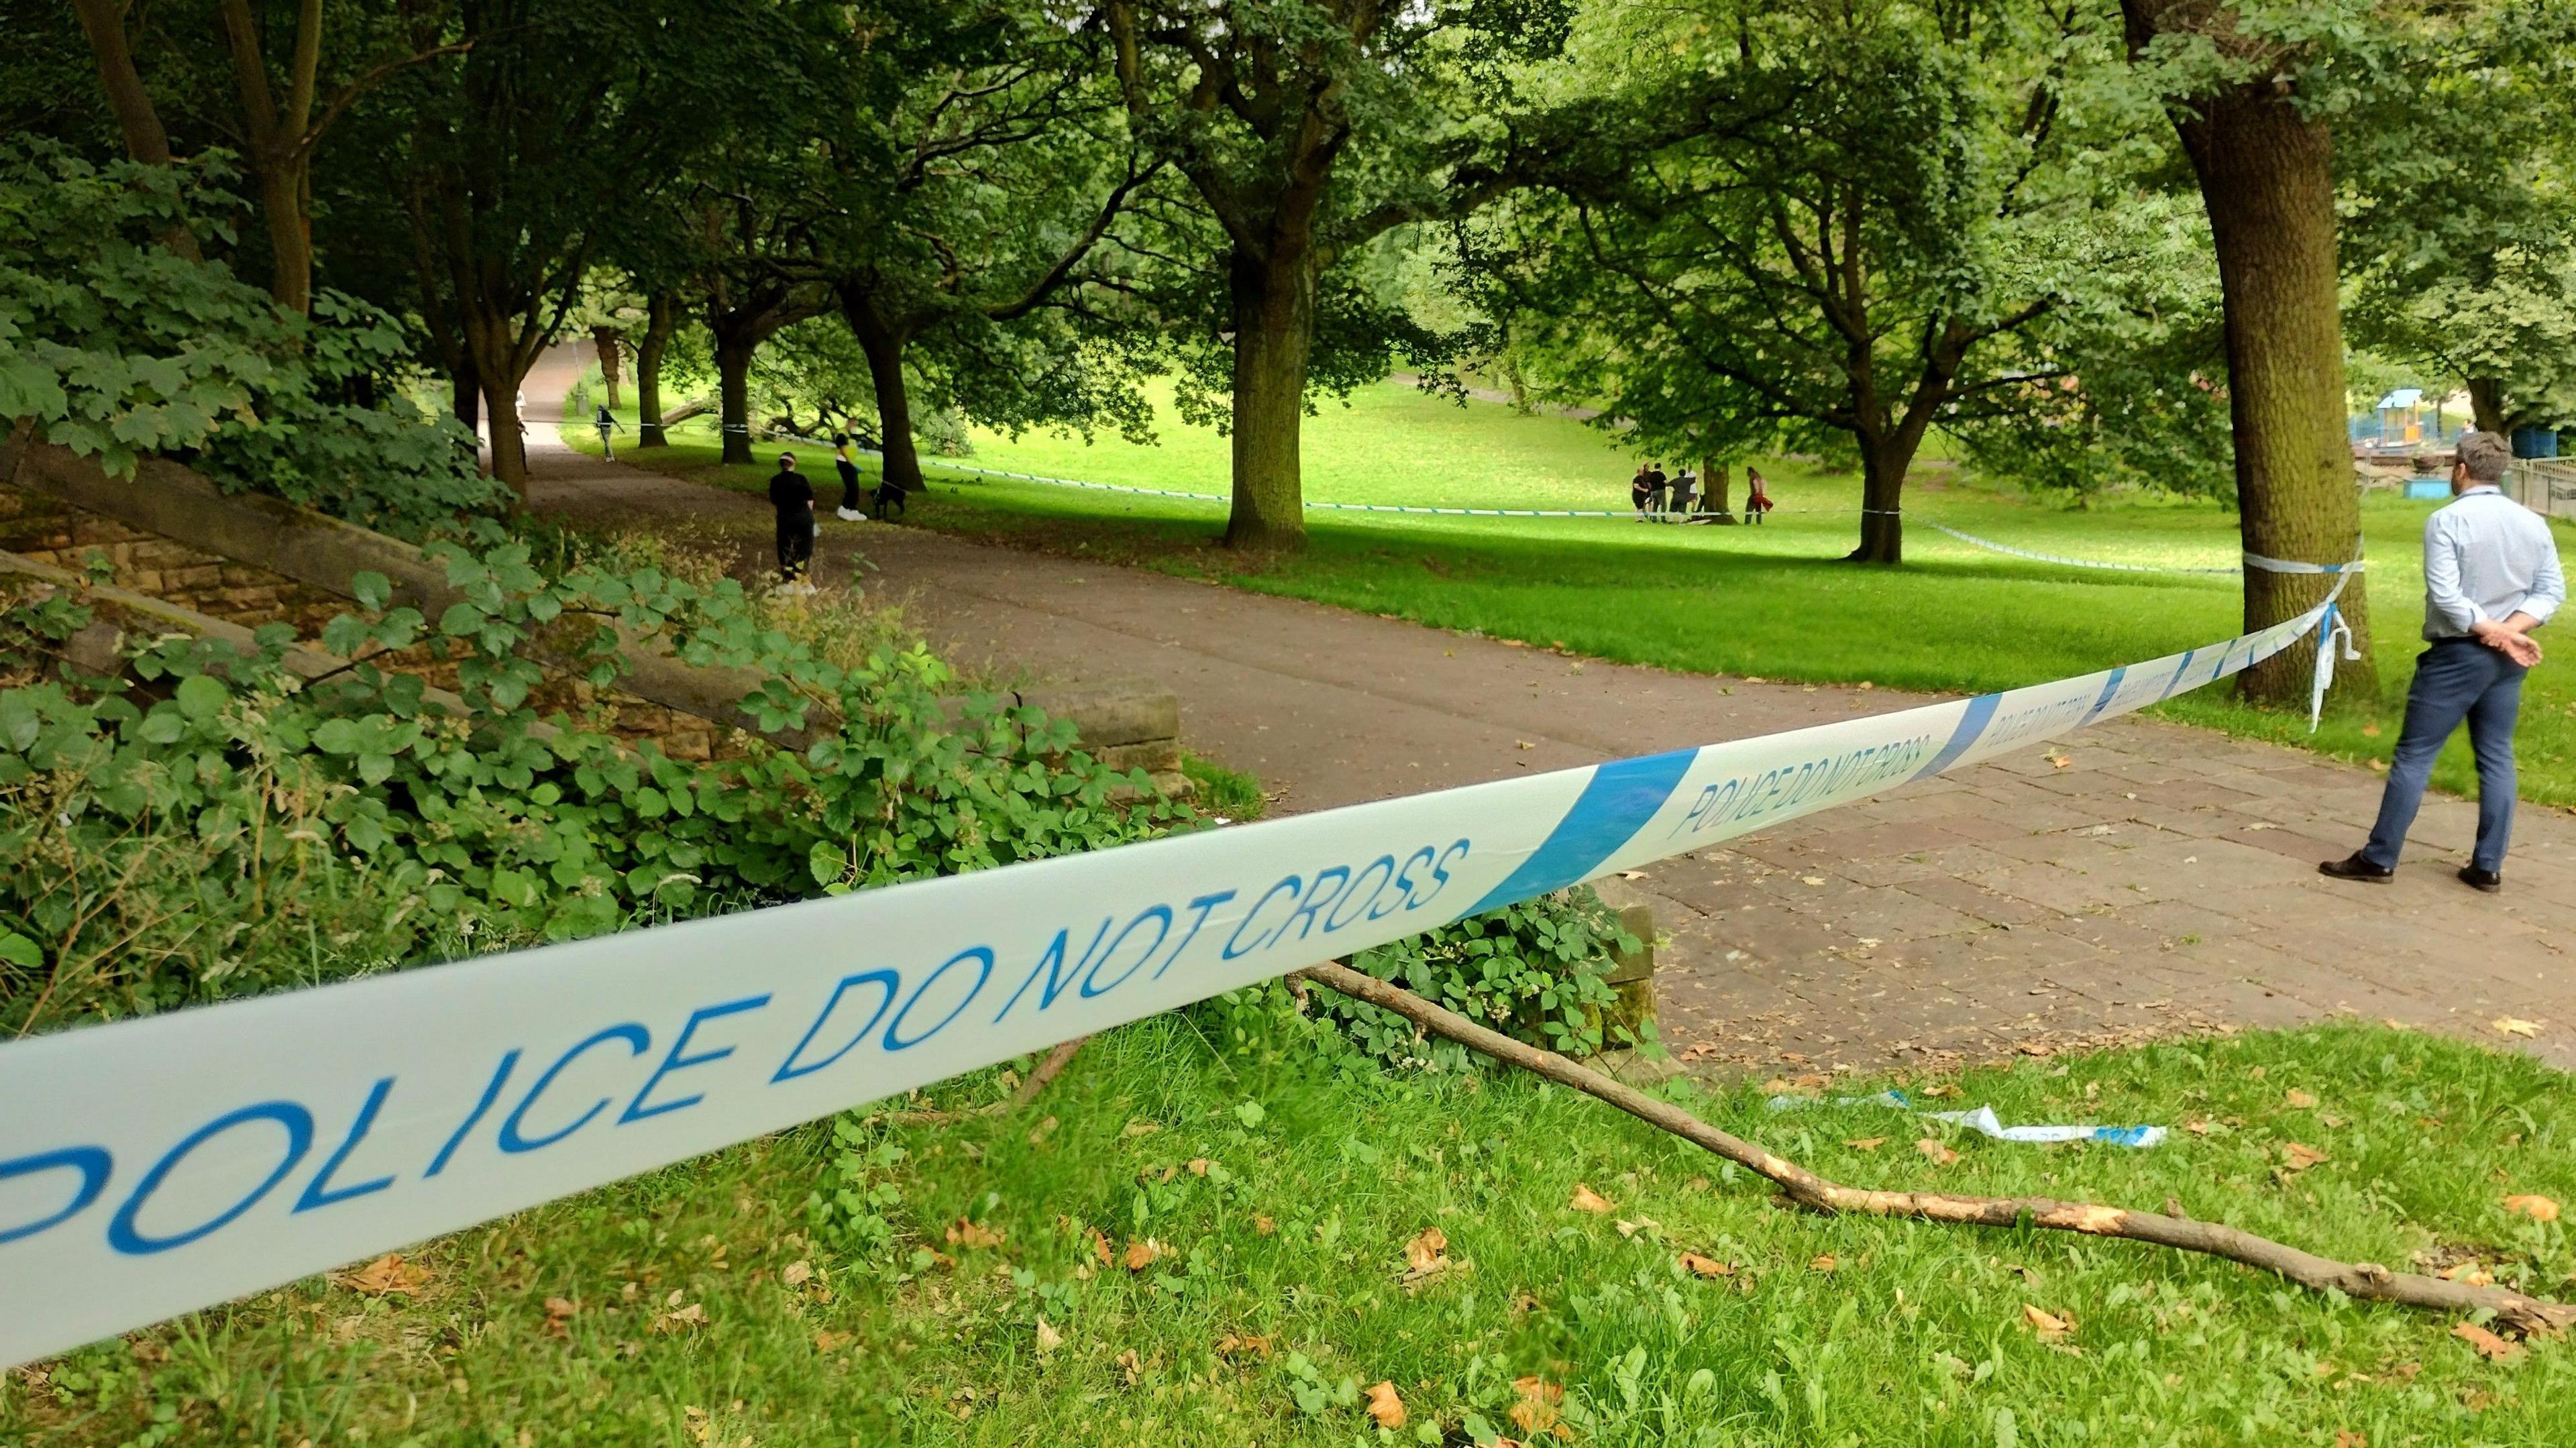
[522,351,2576,1074]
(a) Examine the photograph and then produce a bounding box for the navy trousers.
[2361,638,2526,873]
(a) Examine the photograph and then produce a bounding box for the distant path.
[521,347,2576,1073]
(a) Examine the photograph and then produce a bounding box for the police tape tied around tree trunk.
[0,575,2358,1368]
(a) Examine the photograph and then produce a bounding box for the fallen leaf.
[1843,1136,1888,1152]
[782,1260,813,1288]
[1614,1217,1661,1239]
[2337,1432,2367,1448]
[1809,1254,1837,1272]
[947,1219,1005,1250]
[1678,1251,1733,1278]
[2286,1089,2318,1109]
[651,1300,706,1335]
[814,1330,852,1353]
[1116,1348,1142,1385]
[333,1254,432,1297]
[1509,1377,1564,1435]
[2453,1321,2524,1361]
[1800,875,1827,887]
[2186,1119,2214,1136]
[2440,1262,2495,1286]
[1186,1158,1212,1176]
[1034,1317,1064,1355]
[2504,1194,2561,1223]
[682,1404,711,1445]
[541,1296,577,1338]
[2047,750,2072,769]
[1406,1227,1450,1274]
[2492,1017,2543,1039]
[1090,1228,1113,1266]
[1364,1380,1407,1429]
[1916,1137,1960,1166]
[2282,1143,2328,1172]
[1215,1333,1272,1360]
[1122,1239,1163,1272]
[2023,1304,2074,1341]
[1252,1215,1277,1235]
[1569,1184,1614,1213]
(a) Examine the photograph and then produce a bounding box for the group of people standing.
[1629,461,1772,522]
[767,433,905,592]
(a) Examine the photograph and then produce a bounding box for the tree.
[2120,0,2379,706]
[1467,0,2129,563]
[1099,0,1572,549]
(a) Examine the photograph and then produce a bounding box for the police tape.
[0,590,2348,1368]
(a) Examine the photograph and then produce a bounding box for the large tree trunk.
[1226,245,1316,550]
[255,158,315,315]
[1702,458,1735,522]
[2126,0,2377,709]
[1848,437,1913,564]
[451,361,480,434]
[592,325,623,409]
[2467,377,2509,436]
[463,312,528,498]
[2171,79,2378,707]
[843,294,923,494]
[712,331,757,465]
[636,293,674,447]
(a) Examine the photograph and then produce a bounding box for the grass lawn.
[9,1015,2571,1445]
[567,388,2576,811]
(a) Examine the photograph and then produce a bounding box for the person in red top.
[1743,467,1774,524]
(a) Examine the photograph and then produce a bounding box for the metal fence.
[2508,459,2576,520]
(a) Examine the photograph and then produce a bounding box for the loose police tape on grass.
[0,594,2345,1368]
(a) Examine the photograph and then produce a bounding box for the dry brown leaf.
[2492,1017,2544,1039]
[2440,1262,2495,1286]
[781,1260,813,1288]
[1678,1251,1733,1279]
[1116,1348,1142,1386]
[1122,1239,1163,1272]
[1363,1380,1406,1429]
[1034,1317,1064,1355]
[1568,1184,1614,1214]
[2335,1433,2366,1448]
[1809,1254,1837,1273]
[1843,1136,1888,1152]
[2023,1304,2073,1341]
[814,1329,852,1353]
[1916,1137,1960,1166]
[651,1301,706,1335]
[2282,1143,2329,1172]
[1253,1214,1277,1235]
[2504,1194,2562,1223]
[2285,1089,2318,1109]
[682,1404,711,1445]
[2453,1321,2524,1361]
[1215,1333,1273,1360]
[1509,1377,1564,1435]
[2046,750,2072,769]
[1405,1227,1449,1274]
[1614,1217,1661,1239]
[1089,1228,1113,1266]
[1186,1158,1212,1177]
[333,1254,432,1298]
[946,1219,1005,1250]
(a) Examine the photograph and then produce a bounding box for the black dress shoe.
[2318,853,2395,883]
[2459,865,2503,893]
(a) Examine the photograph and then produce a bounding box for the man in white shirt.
[2322,431,2565,891]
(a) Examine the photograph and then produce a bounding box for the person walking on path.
[1743,467,1773,524]
[2322,430,2564,891]
[767,451,817,592]
[833,434,866,521]
[594,404,624,461]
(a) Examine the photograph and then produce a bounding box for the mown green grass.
[10,1016,2571,1445]
[566,390,2576,810]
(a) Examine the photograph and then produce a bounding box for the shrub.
[0,142,508,540]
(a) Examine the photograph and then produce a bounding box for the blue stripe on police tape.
[2080,667,2127,726]
[1460,748,1699,915]
[1911,693,2000,782]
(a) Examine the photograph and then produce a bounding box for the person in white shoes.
[833,434,865,521]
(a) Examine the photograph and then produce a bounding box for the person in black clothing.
[767,453,816,590]
[1630,463,1654,517]
[832,434,865,520]
[1645,462,1670,514]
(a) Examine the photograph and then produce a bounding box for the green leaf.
[0,929,43,970]
[352,571,393,610]
[808,842,844,887]
[174,674,228,722]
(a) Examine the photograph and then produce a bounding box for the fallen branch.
[1295,961,2576,1335]
[879,1036,1090,1126]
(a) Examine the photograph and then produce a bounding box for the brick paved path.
[521,350,2576,1073]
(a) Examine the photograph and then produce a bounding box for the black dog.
[871,480,908,520]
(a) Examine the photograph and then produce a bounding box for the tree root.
[878,1036,1091,1127]
[1295,961,2576,1336]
